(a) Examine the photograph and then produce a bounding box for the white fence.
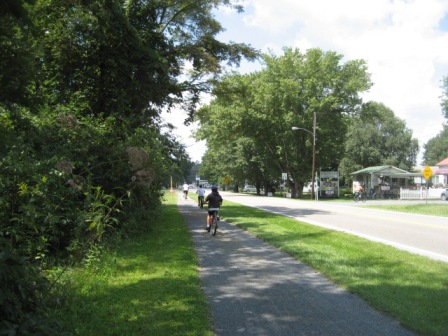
[399,188,443,200]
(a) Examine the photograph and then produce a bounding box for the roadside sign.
[422,166,433,180]
[282,173,287,181]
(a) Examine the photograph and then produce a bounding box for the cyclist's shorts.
[208,208,219,216]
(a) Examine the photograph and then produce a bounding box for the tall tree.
[197,48,372,196]
[422,124,448,165]
[339,101,419,182]
[422,75,448,164]
[30,0,258,127]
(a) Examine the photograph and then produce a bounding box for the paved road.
[218,192,448,263]
[177,192,414,336]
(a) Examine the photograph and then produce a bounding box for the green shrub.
[0,244,64,335]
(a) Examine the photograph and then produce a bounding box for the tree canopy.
[196,47,372,196]
[422,76,448,164]
[339,101,419,181]
[422,124,448,165]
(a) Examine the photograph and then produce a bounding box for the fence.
[399,188,442,200]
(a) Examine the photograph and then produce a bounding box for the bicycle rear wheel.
[210,213,218,236]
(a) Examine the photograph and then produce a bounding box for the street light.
[292,111,317,200]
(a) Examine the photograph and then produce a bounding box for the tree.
[30,0,258,127]
[197,48,372,196]
[0,0,36,106]
[339,101,419,182]
[440,76,448,120]
[422,75,448,164]
[422,124,448,165]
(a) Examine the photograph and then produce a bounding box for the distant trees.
[339,102,419,181]
[422,76,448,164]
[197,47,372,196]
[422,125,448,165]
[196,48,424,193]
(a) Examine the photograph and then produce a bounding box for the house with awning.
[435,157,448,185]
[350,165,421,198]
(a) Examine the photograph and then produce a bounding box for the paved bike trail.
[177,193,414,336]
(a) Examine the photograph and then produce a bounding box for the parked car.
[441,189,448,201]
[243,185,257,192]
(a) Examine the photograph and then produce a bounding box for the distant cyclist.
[204,185,223,230]
[182,182,189,199]
[196,184,206,208]
[354,183,364,200]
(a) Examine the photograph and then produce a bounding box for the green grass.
[48,192,213,336]
[367,203,448,217]
[49,192,448,336]
[220,200,448,336]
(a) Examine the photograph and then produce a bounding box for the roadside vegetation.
[46,192,213,336]
[37,193,447,335]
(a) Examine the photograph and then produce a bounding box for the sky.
[162,0,448,164]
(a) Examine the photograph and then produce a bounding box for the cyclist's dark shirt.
[205,191,223,208]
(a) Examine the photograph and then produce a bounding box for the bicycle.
[198,196,204,208]
[208,208,220,236]
[354,192,366,203]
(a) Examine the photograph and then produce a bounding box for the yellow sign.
[422,166,433,180]
[224,176,230,184]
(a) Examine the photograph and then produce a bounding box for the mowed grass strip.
[220,201,448,336]
[367,203,448,217]
[50,191,213,336]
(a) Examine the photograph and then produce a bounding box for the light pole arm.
[291,126,313,137]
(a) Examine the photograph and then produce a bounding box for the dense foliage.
[422,76,448,164]
[0,0,256,333]
[196,48,373,196]
[339,101,419,182]
[422,124,448,165]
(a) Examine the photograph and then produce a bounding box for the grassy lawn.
[220,200,448,336]
[48,191,213,336]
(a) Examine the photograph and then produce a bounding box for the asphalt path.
[177,192,414,336]
[218,192,448,263]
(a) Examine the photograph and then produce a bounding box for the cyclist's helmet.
[211,185,218,191]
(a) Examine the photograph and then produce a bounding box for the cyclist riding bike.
[182,182,189,199]
[204,185,223,231]
[354,183,365,201]
[196,184,206,208]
